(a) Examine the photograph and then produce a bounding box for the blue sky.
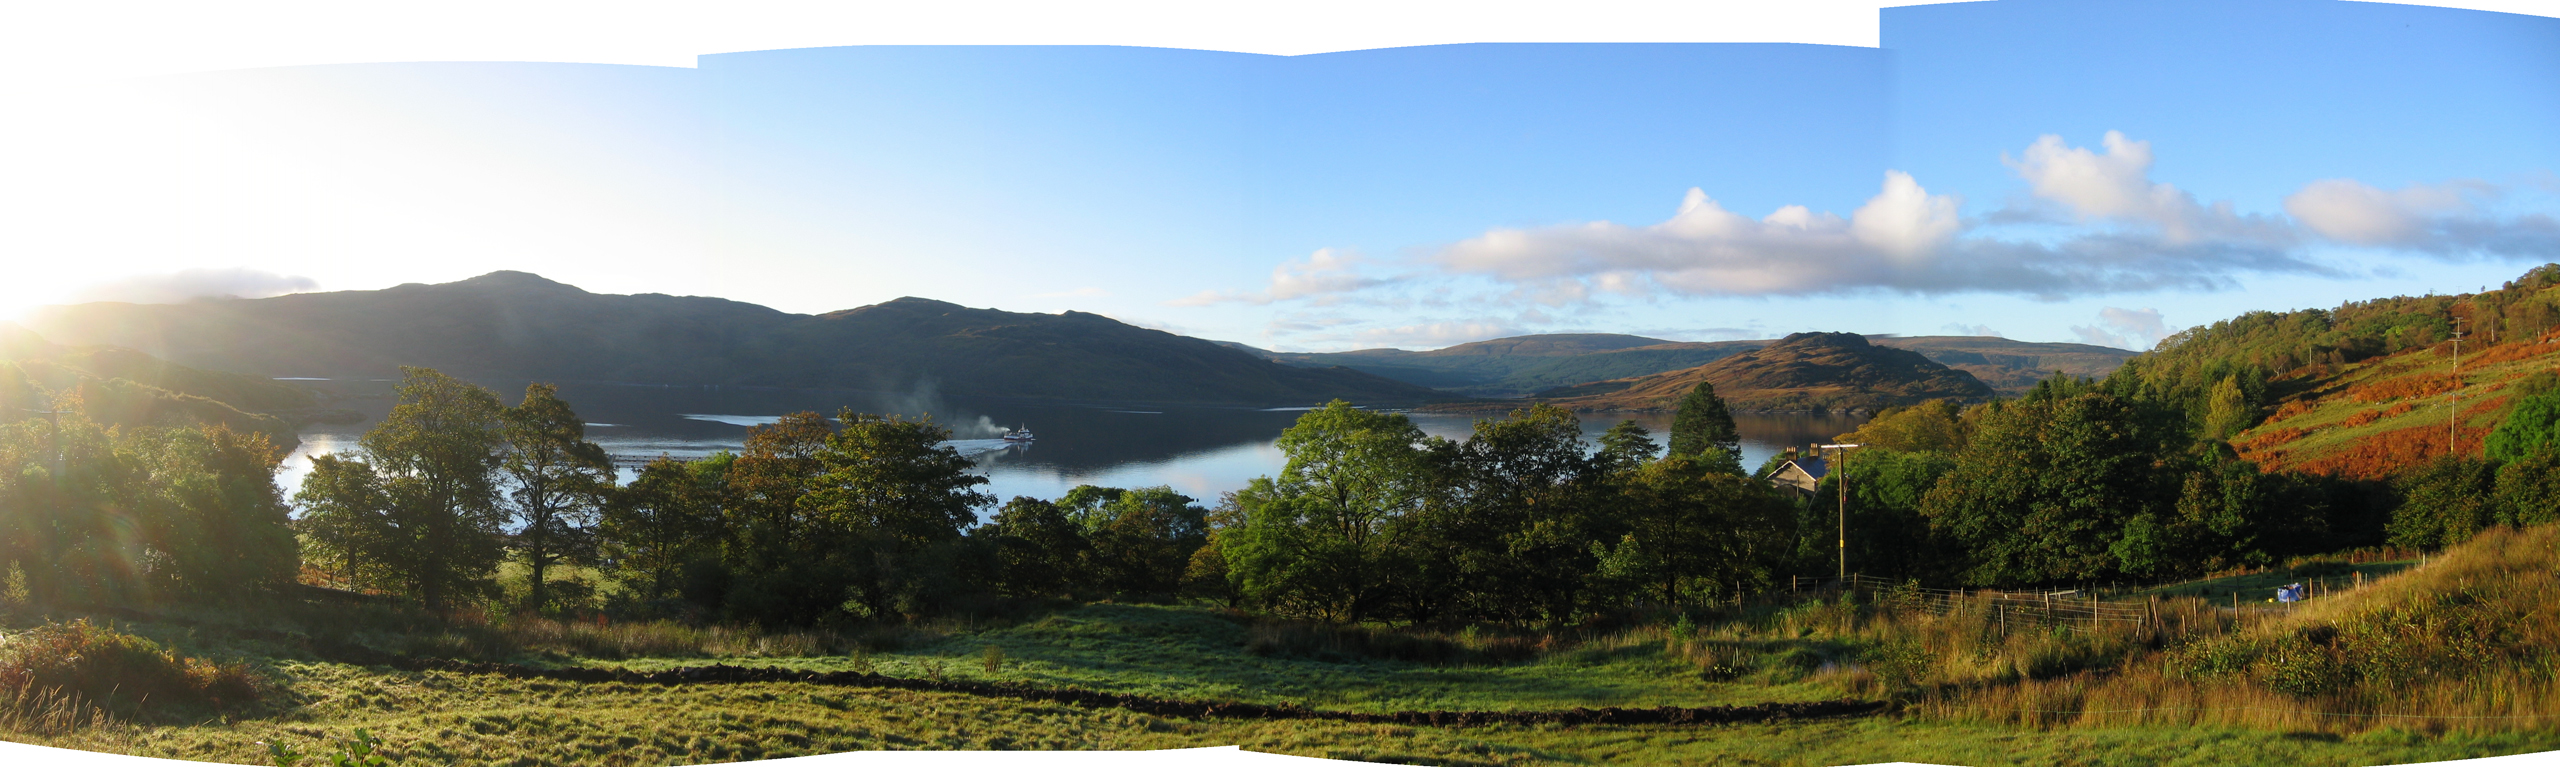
[6,0,2556,354]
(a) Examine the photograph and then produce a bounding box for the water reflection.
[275,378,1868,513]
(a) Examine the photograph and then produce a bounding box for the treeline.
[14,348,2556,631]
[283,368,1795,628]
[1808,369,2560,589]
[291,368,1216,625]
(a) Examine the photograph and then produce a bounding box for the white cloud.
[2070,306,2171,351]
[2002,131,2294,246]
[70,267,317,304]
[1433,168,2323,302]
[2279,178,2560,258]
[1850,170,1962,259]
[1350,321,1520,349]
[1942,323,2002,337]
[1167,247,1392,306]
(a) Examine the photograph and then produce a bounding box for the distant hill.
[24,272,1453,407]
[1870,336,2136,394]
[1264,331,2129,398]
[0,322,320,446]
[1519,332,1996,413]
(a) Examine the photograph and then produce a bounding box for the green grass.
[15,534,2560,765]
[578,603,1848,713]
[16,659,2558,767]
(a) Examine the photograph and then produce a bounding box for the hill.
[1870,336,2134,394]
[22,272,1452,407]
[1520,332,1995,413]
[0,322,322,445]
[2118,264,2560,480]
[1265,333,2128,398]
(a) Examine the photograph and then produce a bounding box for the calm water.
[276,379,1867,513]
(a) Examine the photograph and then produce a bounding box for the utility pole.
[1821,443,1861,580]
[2450,316,2466,456]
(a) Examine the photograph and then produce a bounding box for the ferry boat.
[1002,425,1035,442]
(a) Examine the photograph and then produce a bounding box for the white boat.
[1002,425,1035,442]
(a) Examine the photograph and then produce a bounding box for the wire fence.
[1773,572,2383,632]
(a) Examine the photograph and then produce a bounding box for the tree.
[297,367,508,610]
[1921,390,2186,586]
[136,424,299,601]
[1427,403,1603,624]
[1671,382,1742,473]
[501,383,613,612]
[602,455,722,604]
[1810,447,1957,582]
[1083,487,1209,600]
[2492,450,2560,528]
[1834,399,1971,454]
[1610,453,1798,606]
[801,410,993,619]
[977,496,1091,600]
[2387,455,2500,550]
[1594,420,1659,475]
[1221,401,1428,622]
[294,453,391,591]
[2485,386,2560,462]
[2201,375,2259,441]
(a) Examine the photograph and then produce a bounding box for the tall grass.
[484,616,848,660]
[1911,523,2560,733]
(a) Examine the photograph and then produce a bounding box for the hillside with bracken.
[2139,265,2560,480]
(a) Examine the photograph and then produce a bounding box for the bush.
[0,619,259,718]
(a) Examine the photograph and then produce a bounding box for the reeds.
[0,674,118,735]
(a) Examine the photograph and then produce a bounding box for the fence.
[1777,573,2353,633]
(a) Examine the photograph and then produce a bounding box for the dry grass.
[1915,523,2560,734]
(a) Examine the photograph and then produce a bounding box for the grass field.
[11,528,2560,765]
[14,660,2560,767]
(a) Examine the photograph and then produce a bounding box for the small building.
[1766,454,1827,498]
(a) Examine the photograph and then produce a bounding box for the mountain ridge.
[23,274,1452,407]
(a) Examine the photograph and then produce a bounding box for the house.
[1765,453,1827,498]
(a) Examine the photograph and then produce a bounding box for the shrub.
[0,619,259,718]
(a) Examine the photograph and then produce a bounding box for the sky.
[1,0,2556,354]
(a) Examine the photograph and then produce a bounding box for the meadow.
[9,522,2560,765]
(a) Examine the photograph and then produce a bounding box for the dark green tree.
[602,455,723,604]
[2387,455,2500,550]
[501,383,614,612]
[1609,453,1798,606]
[803,410,993,620]
[1670,382,1742,473]
[1811,447,1958,582]
[977,496,1092,600]
[1921,390,2186,586]
[2492,450,2560,528]
[1594,420,1659,475]
[1084,486,1210,600]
